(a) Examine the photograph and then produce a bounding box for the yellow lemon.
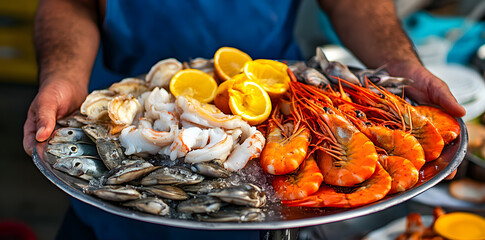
[243,60,290,101]
[169,69,218,103]
[214,74,248,114]
[214,47,253,82]
[228,80,271,125]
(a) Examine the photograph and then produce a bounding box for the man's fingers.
[432,82,466,118]
[35,103,57,142]
[23,111,37,156]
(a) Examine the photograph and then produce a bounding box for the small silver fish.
[177,195,222,214]
[123,197,170,216]
[57,113,85,128]
[351,67,414,93]
[140,167,205,186]
[96,139,126,170]
[208,183,266,208]
[82,124,110,142]
[105,161,160,185]
[49,127,94,144]
[316,47,360,85]
[53,156,107,180]
[46,142,98,158]
[198,207,265,222]
[141,185,189,201]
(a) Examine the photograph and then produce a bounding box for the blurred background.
[1,0,485,239]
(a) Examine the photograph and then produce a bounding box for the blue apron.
[78,1,303,239]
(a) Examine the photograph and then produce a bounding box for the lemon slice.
[214,74,248,114]
[214,47,252,82]
[169,69,218,103]
[228,80,271,125]
[243,60,290,100]
[434,212,485,240]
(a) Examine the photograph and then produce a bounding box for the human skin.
[24,0,464,181]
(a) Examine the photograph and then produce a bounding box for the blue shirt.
[89,0,303,90]
[79,1,303,239]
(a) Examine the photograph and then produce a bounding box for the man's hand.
[23,78,87,156]
[386,60,466,118]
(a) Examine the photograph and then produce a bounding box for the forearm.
[34,0,100,92]
[318,0,420,70]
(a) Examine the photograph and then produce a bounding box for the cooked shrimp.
[282,163,391,208]
[288,80,378,187]
[344,80,444,161]
[169,127,206,160]
[176,96,248,130]
[119,118,176,155]
[224,126,265,172]
[185,128,233,164]
[260,109,311,175]
[342,109,426,170]
[378,154,418,194]
[272,154,323,200]
[415,105,460,145]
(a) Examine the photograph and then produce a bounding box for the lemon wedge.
[214,47,253,82]
[169,69,218,103]
[243,60,290,101]
[228,80,271,125]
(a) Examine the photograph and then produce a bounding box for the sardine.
[177,195,222,214]
[82,123,110,142]
[141,185,189,200]
[316,47,360,85]
[46,142,98,158]
[53,156,107,180]
[350,67,414,90]
[96,139,126,170]
[122,197,170,216]
[140,167,205,186]
[105,161,160,185]
[57,113,85,128]
[208,183,266,208]
[49,127,94,144]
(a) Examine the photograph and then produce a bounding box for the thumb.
[35,103,58,142]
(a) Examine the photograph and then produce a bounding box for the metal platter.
[33,118,468,230]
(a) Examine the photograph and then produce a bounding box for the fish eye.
[70,146,77,152]
[68,130,74,135]
[74,161,81,168]
[365,122,372,126]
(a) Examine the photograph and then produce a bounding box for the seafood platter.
[33,47,467,230]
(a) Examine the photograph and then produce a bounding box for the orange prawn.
[378,154,418,194]
[341,107,426,170]
[282,163,391,208]
[288,80,378,187]
[414,105,460,145]
[259,107,311,175]
[272,154,323,200]
[343,80,444,161]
